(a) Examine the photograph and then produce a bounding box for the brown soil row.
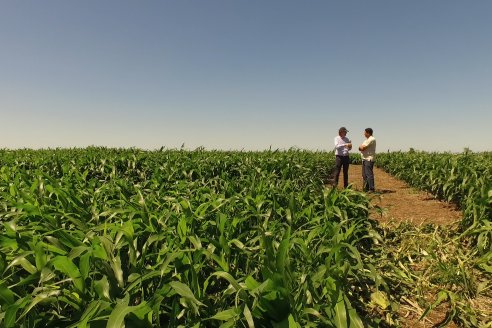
[337,164,462,225]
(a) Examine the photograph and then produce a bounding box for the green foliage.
[0,148,384,327]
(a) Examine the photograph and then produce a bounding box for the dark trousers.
[334,155,350,187]
[362,160,375,191]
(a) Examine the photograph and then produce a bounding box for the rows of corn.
[0,148,389,327]
[374,151,492,326]
[376,151,492,251]
[2,148,490,327]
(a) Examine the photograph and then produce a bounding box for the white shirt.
[334,136,351,156]
[360,136,376,161]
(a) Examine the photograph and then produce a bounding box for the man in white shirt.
[333,127,352,188]
[358,128,376,192]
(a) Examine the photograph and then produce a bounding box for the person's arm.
[334,137,347,150]
[335,138,352,150]
[359,138,373,151]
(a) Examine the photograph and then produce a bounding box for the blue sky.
[1,1,491,152]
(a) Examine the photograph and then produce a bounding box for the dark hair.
[365,128,373,135]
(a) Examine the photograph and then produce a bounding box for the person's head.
[364,128,373,138]
[339,127,348,136]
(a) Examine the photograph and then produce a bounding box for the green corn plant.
[0,148,393,326]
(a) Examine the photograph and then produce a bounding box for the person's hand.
[346,143,352,150]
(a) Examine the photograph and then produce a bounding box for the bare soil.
[338,164,462,225]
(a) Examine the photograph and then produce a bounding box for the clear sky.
[1,1,491,152]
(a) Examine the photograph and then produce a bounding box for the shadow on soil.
[375,189,395,194]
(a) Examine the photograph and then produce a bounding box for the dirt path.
[338,165,463,327]
[338,164,462,225]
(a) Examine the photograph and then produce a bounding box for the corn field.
[0,148,387,327]
[0,148,490,327]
